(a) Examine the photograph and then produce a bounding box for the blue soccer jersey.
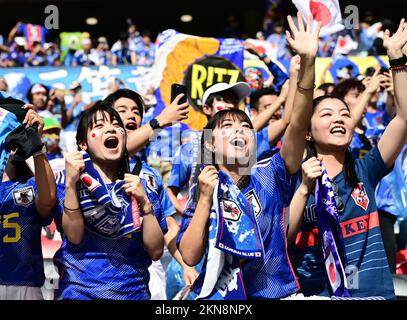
[350,131,372,160]
[130,156,176,218]
[291,147,395,299]
[177,152,299,299]
[53,171,167,300]
[0,178,51,287]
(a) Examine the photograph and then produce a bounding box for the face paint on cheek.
[118,128,125,135]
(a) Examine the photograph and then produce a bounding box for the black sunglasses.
[331,181,344,214]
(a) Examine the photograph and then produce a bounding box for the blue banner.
[0,65,153,103]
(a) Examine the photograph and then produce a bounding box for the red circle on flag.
[329,262,336,283]
[310,0,332,27]
[82,176,93,187]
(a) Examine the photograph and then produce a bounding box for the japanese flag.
[292,0,345,37]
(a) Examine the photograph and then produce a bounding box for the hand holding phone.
[171,83,188,104]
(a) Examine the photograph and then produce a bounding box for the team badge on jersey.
[245,190,262,217]
[141,172,157,190]
[220,198,242,221]
[13,186,35,206]
[351,182,369,211]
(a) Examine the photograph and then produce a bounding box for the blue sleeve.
[357,146,392,188]
[167,143,193,189]
[271,152,297,207]
[265,60,289,93]
[255,152,297,207]
[256,127,271,161]
[17,24,24,35]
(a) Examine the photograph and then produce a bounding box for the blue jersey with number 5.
[0,178,51,286]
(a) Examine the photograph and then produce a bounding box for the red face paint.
[91,133,96,139]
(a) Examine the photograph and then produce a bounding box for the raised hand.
[363,68,390,95]
[124,173,149,202]
[383,18,407,59]
[285,12,322,59]
[65,151,85,184]
[301,156,323,193]
[156,93,189,127]
[198,165,218,200]
[289,54,301,78]
[22,106,44,136]
[243,41,261,58]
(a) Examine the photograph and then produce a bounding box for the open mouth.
[230,137,246,149]
[330,126,346,136]
[104,136,119,149]
[125,122,137,131]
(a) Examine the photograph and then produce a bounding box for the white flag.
[292,0,345,37]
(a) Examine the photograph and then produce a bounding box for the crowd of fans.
[1,8,407,301]
[0,21,156,67]
[0,10,396,69]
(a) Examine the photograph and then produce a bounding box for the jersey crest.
[245,190,262,217]
[351,182,370,211]
[12,186,35,207]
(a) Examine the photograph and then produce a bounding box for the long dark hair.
[307,95,359,188]
[76,101,129,179]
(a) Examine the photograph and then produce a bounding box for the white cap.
[98,36,108,44]
[14,37,26,46]
[31,84,47,94]
[44,42,53,50]
[201,81,251,107]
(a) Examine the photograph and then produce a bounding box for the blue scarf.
[195,171,264,300]
[315,166,351,297]
[78,151,165,238]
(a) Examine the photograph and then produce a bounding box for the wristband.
[389,54,407,68]
[32,144,47,157]
[149,118,162,130]
[64,204,81,212]
[297,82,316,92]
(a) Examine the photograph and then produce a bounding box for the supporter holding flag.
[8,21,50,52]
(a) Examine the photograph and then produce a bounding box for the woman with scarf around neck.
[177,13,322,300]
[287,19,407,299]
[53,102,167,300]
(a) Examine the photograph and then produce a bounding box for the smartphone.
[171,83,188,104]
